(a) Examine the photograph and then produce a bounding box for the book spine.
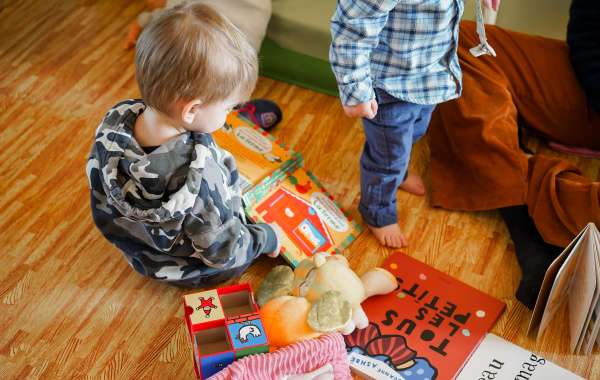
[243,152,303,207]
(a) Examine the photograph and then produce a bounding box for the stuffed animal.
[257,253,397,348]
[124,0,271,51]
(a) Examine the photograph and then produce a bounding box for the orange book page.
[213,112,296,190]
[345,252,505,380]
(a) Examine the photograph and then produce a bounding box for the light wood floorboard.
[1,1,598,378]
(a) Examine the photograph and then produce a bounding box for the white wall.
[464,0,571,40]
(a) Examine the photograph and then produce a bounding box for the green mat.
[259,38,338,97]
[258,0,338,96]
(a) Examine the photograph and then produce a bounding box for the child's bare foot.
[399,173,425,196]
[368,223,408,248]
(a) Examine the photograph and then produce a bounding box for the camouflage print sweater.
[86,100,278,287]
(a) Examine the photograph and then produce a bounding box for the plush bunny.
[257,253,397,348]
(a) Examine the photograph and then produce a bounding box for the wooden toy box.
[183,284,269,379]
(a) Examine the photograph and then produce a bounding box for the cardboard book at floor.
[344,252,505,380]
[528,222,600,354]
[213,111,302,193]
[244,167,362,267]
[457,333,583,380]
[215,111,362,267]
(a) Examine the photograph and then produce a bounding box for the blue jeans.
[359,89,435,227]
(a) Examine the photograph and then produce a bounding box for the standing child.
[330,0,499,248]
[86,3,281,287]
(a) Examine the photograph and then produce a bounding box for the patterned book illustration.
[245,168,361,267]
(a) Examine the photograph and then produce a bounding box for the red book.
[345,252,505,380]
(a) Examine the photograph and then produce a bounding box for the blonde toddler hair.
[135,2,258,114]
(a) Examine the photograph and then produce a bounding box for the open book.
[245,167,362,267]
[213,112,302,193]
[528,222,600,354]
[457,334,583,379]
[215,111,361,267]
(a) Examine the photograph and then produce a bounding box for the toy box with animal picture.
[244,167,362,267]
[182,284,269,379]
[212,111,302,193]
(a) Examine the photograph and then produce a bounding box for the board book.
[528,222,600,354]
[213,112,302,193]
[457,333,583,380]
[215,111,361,267]
[245,167,361,267]
[345,252,505,380]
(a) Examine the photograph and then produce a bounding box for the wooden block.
[194,324,234,379]
[226,314,268,352]
[184,289,224,329]
[200,351,235,379]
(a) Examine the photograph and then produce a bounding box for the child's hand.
[482,0,500,11]
[343,99,378,119]
[267,224,283,258]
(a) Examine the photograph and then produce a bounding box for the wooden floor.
[1,1,598,379]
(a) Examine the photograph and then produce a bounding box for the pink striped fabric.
[207,333,352,380]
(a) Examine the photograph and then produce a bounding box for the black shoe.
[237,99,282,131]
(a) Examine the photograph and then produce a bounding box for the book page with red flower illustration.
[345,252,505,380]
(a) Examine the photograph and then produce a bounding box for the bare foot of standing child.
[368,223,408,248]
[399,173,425,196]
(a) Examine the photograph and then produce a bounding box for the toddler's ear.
[181,99,203,124]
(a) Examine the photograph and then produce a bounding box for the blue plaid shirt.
[330,0,464,106]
